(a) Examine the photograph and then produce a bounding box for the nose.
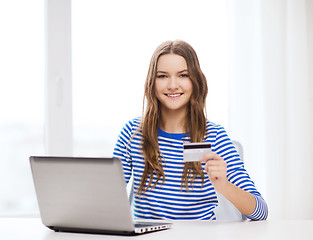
[167,77,179,90]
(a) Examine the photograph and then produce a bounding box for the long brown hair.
[138,40,208,194]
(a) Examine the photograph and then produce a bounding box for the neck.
[159,107,187,133]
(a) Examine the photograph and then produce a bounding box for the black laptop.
[30,156,172,235]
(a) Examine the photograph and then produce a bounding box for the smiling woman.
[113,40,268,220]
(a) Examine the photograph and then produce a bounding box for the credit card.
[183,142,212,162]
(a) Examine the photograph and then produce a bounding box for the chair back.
[214,140,246,221]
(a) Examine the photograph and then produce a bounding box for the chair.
[213,140,246,221]
[128,140,246,221]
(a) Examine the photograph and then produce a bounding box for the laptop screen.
[30,157,135,232]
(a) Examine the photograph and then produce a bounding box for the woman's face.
[154,54,193,114]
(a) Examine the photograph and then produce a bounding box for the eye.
[157,74,167,79]
[179,74,189,78]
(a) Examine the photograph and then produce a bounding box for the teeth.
[167,94,181,97]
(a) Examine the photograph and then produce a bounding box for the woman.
[113,40,268,220]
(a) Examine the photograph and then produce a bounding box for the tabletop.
[1,217,313,240]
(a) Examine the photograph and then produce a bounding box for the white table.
[1,217,313,240]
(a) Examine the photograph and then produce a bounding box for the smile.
[165,93,183,98]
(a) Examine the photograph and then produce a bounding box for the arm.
[201,152,256,215]
[113,119,138,184]
[201,126,268,220]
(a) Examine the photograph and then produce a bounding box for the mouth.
[164,93,183,99]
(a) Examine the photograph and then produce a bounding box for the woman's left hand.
[200,152,228,193]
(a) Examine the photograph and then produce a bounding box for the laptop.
[29,156,172,235]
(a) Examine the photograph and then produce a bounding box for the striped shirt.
[113,117,268,220]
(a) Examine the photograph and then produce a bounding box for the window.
[0,0,229,215]
[72,0,229,157]
[0,1,44,215]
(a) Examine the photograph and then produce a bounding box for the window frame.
[45,0,73,156]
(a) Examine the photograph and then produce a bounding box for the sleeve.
[112,119,135,184]
[213,125,268,221]
[245,195,268,220]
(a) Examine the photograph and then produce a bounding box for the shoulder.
[205,120,226,136]
[120,117,142,138]
[125,117,142,130]
[205,120,232,149]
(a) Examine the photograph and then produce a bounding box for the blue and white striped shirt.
[113,117,268,220]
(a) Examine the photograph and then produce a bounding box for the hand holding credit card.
[183,142,212,162]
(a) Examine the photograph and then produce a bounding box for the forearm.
[201,151,268,220]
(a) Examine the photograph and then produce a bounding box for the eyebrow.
[156,69,189,74]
